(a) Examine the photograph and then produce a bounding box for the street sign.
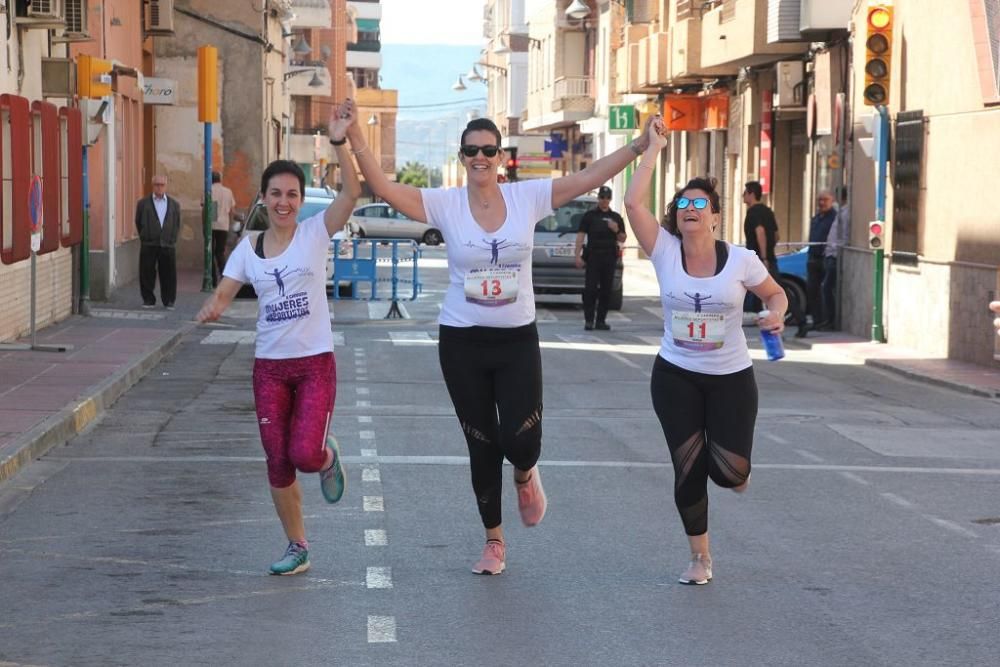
[609,105,636,133]
[28,175,43,252]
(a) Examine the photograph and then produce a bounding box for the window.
[891,110,924,261]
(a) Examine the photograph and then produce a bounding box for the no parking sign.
[28,175,43,252]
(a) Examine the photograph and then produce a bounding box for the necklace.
[481,199,490,209]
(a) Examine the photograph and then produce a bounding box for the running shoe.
[270,541,310,576]
[319,435,346,504]
[471,540,506,575]
[516,466,547,527]
[678,553,712,585]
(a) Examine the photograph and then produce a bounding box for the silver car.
[351,203,443,246]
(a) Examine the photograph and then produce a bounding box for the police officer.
[575,185,626,330]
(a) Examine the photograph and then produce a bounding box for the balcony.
[523,76,594,132]
[347,39,381,52]
[346,50,382,69]
[668,14,739,81]
[290,0,332,29]
[699,0,808,71]
[552,76,594,113]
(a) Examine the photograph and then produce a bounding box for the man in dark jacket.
[135,174,181,309]
[804,190,837,334]
[574,185,626,330]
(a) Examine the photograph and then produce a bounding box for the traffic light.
[76,55,113,98]
[868,220,885,249]
[504,147,518,182]
[863,2,893,106]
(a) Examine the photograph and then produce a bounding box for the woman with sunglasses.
[624,117,787,586]
[344,111,655,575]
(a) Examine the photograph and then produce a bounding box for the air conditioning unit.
[774,61,805,108]
[145,0,175,35]
[53,0,91,42]
[15,0,65,28]
[42,58,76,97]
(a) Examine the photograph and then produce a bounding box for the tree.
[397,161,430,188]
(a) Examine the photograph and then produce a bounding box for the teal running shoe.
[319,435,346,504]
[269,541,310,576]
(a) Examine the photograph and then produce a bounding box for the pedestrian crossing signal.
[863,3,893,106]
[868,220,884,249]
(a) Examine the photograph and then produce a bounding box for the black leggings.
[650,355,758,536]
[438,323,543,529]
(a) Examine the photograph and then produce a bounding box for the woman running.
[344,110,655,574]
[624,116,788,585]
[196,101,361,576]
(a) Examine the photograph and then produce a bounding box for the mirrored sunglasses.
[460,145,500,158]
[676,197,710,210]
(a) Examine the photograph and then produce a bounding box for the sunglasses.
[675,197,710,210]
[460,144,500,158]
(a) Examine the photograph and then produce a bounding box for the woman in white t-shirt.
[624,117,788,586]
[345,113,654,575]
[195,101,361,576]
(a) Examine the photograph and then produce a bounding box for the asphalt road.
[1,249,998,666]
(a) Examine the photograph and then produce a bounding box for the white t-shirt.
[649,227,769,375]
[223,212,334,359]
[421,179,553,328]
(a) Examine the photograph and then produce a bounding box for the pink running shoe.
[472,540,506,575]
[678,553,713,585]
[516,467,547,527]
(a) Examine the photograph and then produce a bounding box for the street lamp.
[493,38,510,55]
[565,0,590,20]
[367,113,378,126]
[466,66,484,83]
[292,34,312,55]
[283,68,325,87]
[452,75,467,91]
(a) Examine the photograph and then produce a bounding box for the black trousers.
[650,356,758,536]
[438,323,543,529]
[583,250,616,324]
[821,256,838,326]
[139,245,177,306]
[805,256,825,325]
[212,230,229,286]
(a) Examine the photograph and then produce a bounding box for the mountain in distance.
[380,43,488,171]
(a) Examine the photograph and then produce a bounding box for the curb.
[0,325,191,484]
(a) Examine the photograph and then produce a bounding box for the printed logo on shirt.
[462,238,530,266]
[257,266,314,325]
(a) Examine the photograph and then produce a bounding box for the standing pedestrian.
[991,301,1000,336]
[741,181,778,313]
[804,190,837,334]
[818,188,850,331]
[344,109,655,575]
[211,171,237,287]
[624,117,788,585]
[575,185,626,330]
[135,175,180,309]
[195,101,360,576]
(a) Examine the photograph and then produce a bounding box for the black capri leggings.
[438,323,544,529]
[650,355,758,536]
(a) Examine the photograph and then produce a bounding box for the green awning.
[356,18,380,32]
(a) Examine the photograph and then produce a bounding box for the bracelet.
[351,145,369,156]
[329,137,347,146]
[629,141,643,156]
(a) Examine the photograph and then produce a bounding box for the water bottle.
[758,310,785,361]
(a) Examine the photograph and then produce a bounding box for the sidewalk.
[3,265,999,487]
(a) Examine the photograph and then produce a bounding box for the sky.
[377,1,489,167]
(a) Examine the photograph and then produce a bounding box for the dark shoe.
[584,321,594,331]
[795,327,808,338]
[141,303,155,309]
[595,322,611,331]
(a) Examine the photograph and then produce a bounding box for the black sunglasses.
[460,144,500,158]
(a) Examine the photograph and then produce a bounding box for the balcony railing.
[347,39,381,52]
[553,75,592,99]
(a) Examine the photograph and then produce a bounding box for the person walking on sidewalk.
[344,110,656,575]
[818,188,850,331]
[575,185,626,330]
[804,190,837,333]
[624,117,788,586]
[135,175,181,309]
[196,101,360,576]
[211,171,237,287]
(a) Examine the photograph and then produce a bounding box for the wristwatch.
[330,137,347,146]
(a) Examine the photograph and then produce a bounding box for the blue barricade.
[328,238,422,318]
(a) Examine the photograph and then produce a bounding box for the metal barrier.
[329,238,422,318]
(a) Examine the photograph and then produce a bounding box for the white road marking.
[367,615,397,643]
[366,566,393,589]
[363,496,384,511]
[839,472,870,485]
[360,430,375,440]
[766,433,790,445]
[795,449,825,463]
[389,331,432,345]
[603,312,631,322]
[357,387,370,395]
[332,332,345,346]
[534,308,558,322]
[644,306,663,317]
[881,492,915,508]
[365,529,388,546]
[636,335,662,347]
[926,516,979,539]
[200,330,256,345]
[362,467,381,482]
[360,449,377,458]
[357,416,372,423]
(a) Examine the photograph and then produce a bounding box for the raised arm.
[344,100,427,223]
[623,117,667,256]
[323,101,363,236]
[550,115,654,209]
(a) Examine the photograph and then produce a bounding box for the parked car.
[531,196,624,311]
[234,193,351,298]
[774,245,808,325]
[350,203,443,245]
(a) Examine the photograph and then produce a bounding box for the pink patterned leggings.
[252,352,337,488]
